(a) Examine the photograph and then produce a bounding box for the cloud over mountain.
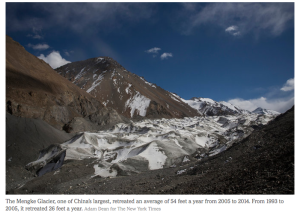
[228,97,294,113]
[38,51,71,69]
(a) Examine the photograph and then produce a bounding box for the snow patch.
[177,169,187,175]
[95,57,105,64]
[87,71,106,93]
[220,101,238,111]
[74,67,86,81]
[169,92,184,103]
[140,77,156,88]
[183,156,190,163]
[93,164,117,178]
[139,142,167,170]
[125,84,132,94]
[125,92,151,117]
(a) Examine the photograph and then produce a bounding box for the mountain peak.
[252,107,280,115]
[183,97,250,116]
[56,56,200,119]
[93,56,121,66]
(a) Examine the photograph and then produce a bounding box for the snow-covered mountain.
[56,57,200,119]
[252,107,280,115]
[180,97,250,116]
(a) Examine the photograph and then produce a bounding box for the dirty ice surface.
[28,113,276,178]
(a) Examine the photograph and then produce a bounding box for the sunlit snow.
[125,92,151,117]
[87,71,106,93]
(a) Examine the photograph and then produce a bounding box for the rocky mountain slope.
[56,57,200,119]
[6,36,127,132]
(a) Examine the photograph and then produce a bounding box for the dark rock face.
[56,57,200,119]
[146,101,173,118]
[88,107,125,126]
[63,107,130,133]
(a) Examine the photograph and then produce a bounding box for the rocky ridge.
[56,57,200,119]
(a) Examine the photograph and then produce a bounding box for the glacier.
[26,111,279,178]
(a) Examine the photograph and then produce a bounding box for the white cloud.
[145,47,161,53]
[228,78,295,113]
[225,25,241,36]
[28,43,49,50]
[38,51,71,69]
[160,52,173,60]
[65,51,70,56]
[281,78,294,91]
[225,25,238,32]
[228,96,294,113]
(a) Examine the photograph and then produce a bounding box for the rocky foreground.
[7,107,294,194]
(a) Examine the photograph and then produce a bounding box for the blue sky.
[6,2,294,113]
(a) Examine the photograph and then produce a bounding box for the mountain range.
[55,56,280,119]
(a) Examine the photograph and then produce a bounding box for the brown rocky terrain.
[6,35,105,130]
[56,57,200,119]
